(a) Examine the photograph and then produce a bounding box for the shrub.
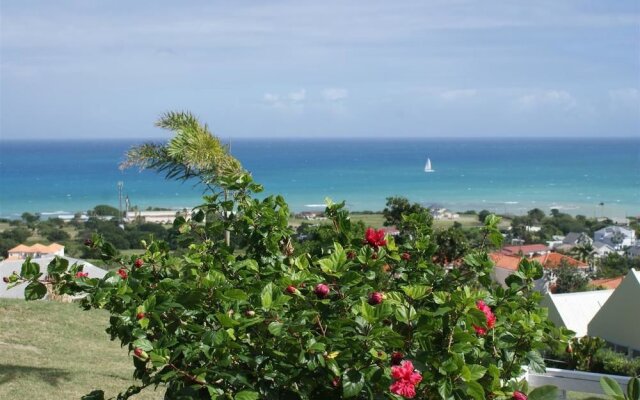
[594,349,640,377]
[4,112,568,400]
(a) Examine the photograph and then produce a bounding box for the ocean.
[0,138,638,219]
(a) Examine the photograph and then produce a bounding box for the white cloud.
[322,88,348,101]
[263,93,280,103]
[517,90,576,111]
[439,89,477,101]
[288,89,306,102]
[609,88,639,106]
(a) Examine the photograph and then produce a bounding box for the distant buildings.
[124,210,187,224]
[593,226,636,250]
[491,248,588,292]
[7,243,64,260]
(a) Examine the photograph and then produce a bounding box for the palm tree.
[121,111,244,244]
[121,111,243,185]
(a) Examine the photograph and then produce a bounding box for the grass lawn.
[0,299,165,399]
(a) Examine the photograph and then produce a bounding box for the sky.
[1,1,639,139]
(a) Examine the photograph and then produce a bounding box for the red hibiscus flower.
[75,271,89,278]
[474,300,496,335]
[389,360,422,398]
[365,227,387,249]
[117,268,128,279]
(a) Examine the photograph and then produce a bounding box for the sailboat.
[424,158,435,173]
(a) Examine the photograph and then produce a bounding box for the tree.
[527,208,545,224]
[433,226,469,264]
[554,262,589,293]
[46,229,70,242]
[478,209,491,223]
[90,204,121,217]
[382,196,424,227]
[21,212,40,226]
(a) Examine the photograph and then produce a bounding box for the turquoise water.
[0,138,638,218]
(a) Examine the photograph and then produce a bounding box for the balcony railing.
[527,367,630,399]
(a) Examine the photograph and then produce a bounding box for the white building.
[0,256,107,299]
[125,210,187,224]
[588,269,640,356]
[593,226,636,250]
[541,290,613,337]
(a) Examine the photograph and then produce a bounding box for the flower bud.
[84,239,93,247]
[565,344,573,354]
[136,312,145,320]
[368,291,383,305]
[347,251,356,260]
[512,391,527,400]
[134,258,144,268]
[391,351,404,365]
[245,310,256,317]
[401,252,411,261]
[2,276,9,283]
[314,283,330,299]
[133,348,148,360]
[117,268,128,279]
[285,285,297,294]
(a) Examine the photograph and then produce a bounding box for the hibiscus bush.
[5,113,569,400]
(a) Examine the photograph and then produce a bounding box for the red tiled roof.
[8,243,64,254]
[590,276,624,290]
[491,251,588,271]
[501,244,549,256]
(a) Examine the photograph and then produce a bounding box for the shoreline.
[2,199,636,223]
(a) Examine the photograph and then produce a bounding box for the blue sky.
[1,1,639,139]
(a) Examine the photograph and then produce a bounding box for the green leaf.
[234,390,259,400]
[20,259,40,280]
[223,289,249,301]
[402,284,430,300]
[601,377,624,397]
[268,321,283,336]
[47,257,68,275]
[528,385,559,400]
[216,313,240,328]
[132,338,153,351]
[466,380,485,400]
[461,365,487,382]
[24,281,47,300]
[628,377,640,400]
[261,283,273,310]
[342,370,365,398]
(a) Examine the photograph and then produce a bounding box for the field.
[0,299,165,399]
[0,299,611,399]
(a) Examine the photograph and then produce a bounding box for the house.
[592,241,615,258]
[562,232,593,247]
[491,251,588,292]
[593,226,636,250]
[7,243,65,260]
[0,256,107,300]
[588,269,640,356]
[500,244,550,257]
[626,245,640,258]
[541,290,613,337]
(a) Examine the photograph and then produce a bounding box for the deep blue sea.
[0,138,638,219]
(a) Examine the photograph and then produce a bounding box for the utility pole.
[118,181,124,229]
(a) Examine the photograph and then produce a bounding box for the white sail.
[424,158,434,173]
